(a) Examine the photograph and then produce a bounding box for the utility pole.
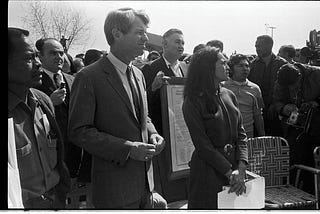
[265,24,276,39]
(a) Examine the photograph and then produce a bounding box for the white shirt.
[107,52,140,118]
[163,56,183,77]
[43,69,63,88]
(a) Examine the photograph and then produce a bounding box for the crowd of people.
[8,7,320,210]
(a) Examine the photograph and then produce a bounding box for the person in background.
[193,43,206,54]
[248,35,286,136]
[75,53,85,61]
[278,45,297,64]
[34,38,79,182]
[62,53,76,75]
[8,27,70,208]
[272,63,320,195]
[83,49,103,66]
[141,28,188,204]
[141,50,161,73]
[68,8,166,209]
[206,39,228,59]
[182,46,248,209]
[222,54,265,138]
[73,57,84,75]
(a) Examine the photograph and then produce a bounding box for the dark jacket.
[34,71,81,178]
[142,56,177,135]
[182,87,248,208]
[272,63,320,137]
[248,53,286,113]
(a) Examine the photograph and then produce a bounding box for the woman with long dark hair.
[182,46,248,209]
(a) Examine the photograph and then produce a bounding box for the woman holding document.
[182,46,248,209]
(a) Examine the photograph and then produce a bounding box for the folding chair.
[247,136,319,209]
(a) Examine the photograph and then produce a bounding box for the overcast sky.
[8,1,320,57]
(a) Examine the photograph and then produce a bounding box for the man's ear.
[162,38,167,49]
[112,28,122,41]
[38,52,44,62]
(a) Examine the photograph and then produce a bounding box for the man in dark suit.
[68,8,165,208]
[142,29,188,203]
[34,38,81,179]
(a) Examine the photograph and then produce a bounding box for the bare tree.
[21,1,92,53]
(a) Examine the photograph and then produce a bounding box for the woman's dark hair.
[184,46,220,113]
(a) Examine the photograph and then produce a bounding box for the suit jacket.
[34,71,81,178]
[142,56,188,202]
[68,55,158,208]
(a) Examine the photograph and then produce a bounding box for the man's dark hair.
[193,43,206,54]
[75,53,85,60]
[104,8,150,46]
[8,27,29,59]
[227,54,249,77]
[280,45,296,58]
[257,35,274,46]
[300,46,313,57]
[35,37,60,53]
[84,49,103,66]
[206,40,223,52]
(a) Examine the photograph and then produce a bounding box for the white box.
[218,170,265,209]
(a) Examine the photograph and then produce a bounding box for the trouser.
[120,184,154,209]
[24,186,65,209]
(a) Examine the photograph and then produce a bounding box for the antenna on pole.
[265,23,276,39]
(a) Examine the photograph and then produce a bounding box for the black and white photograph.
[8,0,320,211]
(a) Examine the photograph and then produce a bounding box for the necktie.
[53,72,63,88]
[126,66,141,122]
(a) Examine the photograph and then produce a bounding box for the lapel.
[41,72,56,93]
[100,57,137,121]
[160,56,175,77]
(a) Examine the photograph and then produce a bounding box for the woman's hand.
[228,169,246,196]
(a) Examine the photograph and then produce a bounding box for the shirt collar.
[107,52,132,74]
[230,78,248,86]
[8,89,40,112]
[43,68,63,81]
[163,55,179,69]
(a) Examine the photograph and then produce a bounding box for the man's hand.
[151,71,171,91]
[150,133,165,155]
[50,88,66,106]
[129,141,156,161]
